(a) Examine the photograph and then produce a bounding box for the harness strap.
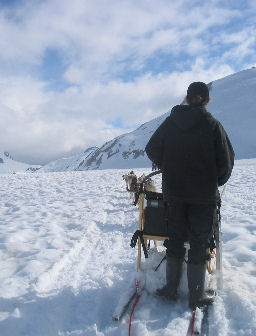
[130,230,148,258]
[133,183,144,206]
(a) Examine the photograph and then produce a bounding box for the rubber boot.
[156,256,183,301]
[187,263,215,309]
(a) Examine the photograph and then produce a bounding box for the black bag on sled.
[143,191,169,237]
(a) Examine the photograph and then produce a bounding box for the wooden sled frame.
[136,170,168,271]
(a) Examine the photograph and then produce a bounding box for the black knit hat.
[186,82,209,101]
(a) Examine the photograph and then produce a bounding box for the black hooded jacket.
[145,105,234,204]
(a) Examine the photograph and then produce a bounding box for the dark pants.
[165,201,216,264]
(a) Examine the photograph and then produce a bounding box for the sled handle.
[140,170,162,183]
[133,170,162,206]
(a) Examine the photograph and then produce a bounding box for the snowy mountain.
[41,117,165,172]
[40,147,98,172]
[0,151,41,174]
[75,119,165,170]
[44,68,256,171]
[208,68,256,160]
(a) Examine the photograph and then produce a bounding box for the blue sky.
[0,0,255,164]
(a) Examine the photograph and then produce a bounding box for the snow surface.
[0,159,256,335]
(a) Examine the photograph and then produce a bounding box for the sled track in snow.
[35,221,102,294]
[35,181,139,296]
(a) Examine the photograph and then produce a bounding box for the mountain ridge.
[42,68,256,171]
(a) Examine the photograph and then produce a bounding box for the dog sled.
[131,170,223,285]
[113,170,223,323]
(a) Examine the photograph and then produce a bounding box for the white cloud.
[0,0,241,78]
[0,60,233,164]
[0,0,254,164]
[213,27,256,65]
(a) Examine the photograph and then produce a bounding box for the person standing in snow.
[145,82,234,309]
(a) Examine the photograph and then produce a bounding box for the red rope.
[128,294,141,336]
[190,310,196,336]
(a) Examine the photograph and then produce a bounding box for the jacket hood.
[170,105,206,130]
